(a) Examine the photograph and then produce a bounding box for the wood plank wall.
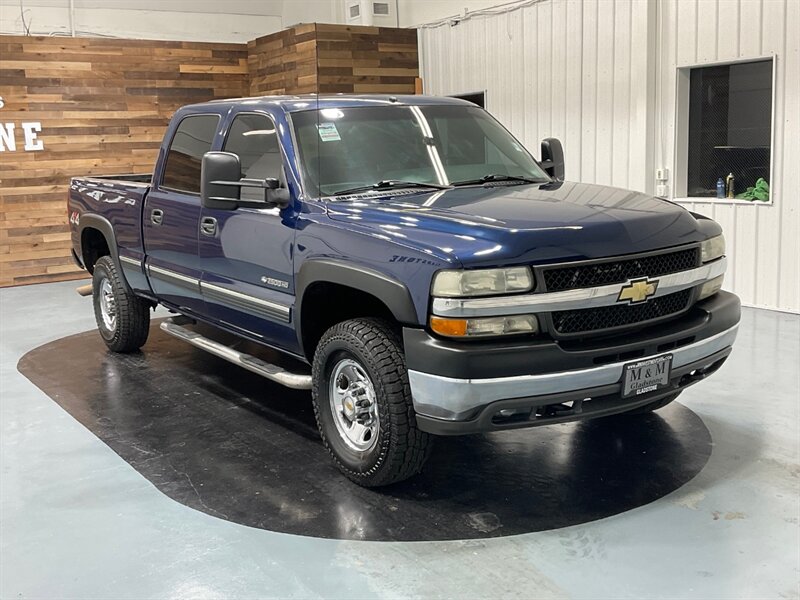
[0,35,249,287]
[248,24,419,95]
[0,25,418,287]
[314,24,419,94]
[247,24,318,95]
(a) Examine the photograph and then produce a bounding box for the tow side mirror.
[540,138,565,181]
[201,151,241,209]
[200,151,290,210]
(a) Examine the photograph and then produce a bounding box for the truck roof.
[182,94,475,113]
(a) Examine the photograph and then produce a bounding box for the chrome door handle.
[200,217,217,237]
[151,209,164,226]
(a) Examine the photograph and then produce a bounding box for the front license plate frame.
[622,354,673,398]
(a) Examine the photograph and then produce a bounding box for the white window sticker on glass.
[317,122,341,142]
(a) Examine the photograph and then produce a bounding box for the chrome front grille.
[550,289,693,336]
[542,247,701,292]
[539,246,702,338]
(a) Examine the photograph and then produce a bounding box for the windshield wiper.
[332,179,452,196]
[451,174,549,187]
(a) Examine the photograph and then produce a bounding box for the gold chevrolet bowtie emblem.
[617,278,659,304]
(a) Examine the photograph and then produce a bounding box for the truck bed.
[69,174,152,262]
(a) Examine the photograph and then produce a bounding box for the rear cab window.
[161,114,220,194]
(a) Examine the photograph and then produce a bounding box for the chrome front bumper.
[408,324,739,422]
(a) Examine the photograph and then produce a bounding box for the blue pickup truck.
[68,95,740,486]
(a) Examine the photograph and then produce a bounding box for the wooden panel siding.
[247,24,319,95]
[247,24,419,95]
[315,24,419,94]
[1,24,419,287]
[0,35,249,287]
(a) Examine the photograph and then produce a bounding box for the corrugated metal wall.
[419,0,656,193]
[654,0,799,312]
[418,0,799,312]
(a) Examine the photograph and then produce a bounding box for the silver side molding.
[119,255,142,269]
[159,318,311,390]
[408,323,738,420]
[145,263,291,324]
[200,281,291,323]
[432,257,727,318]
[147,264,200,292]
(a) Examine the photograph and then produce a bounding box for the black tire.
[311,318,432,487]
[622,391,682,415]
[92,255,150,353]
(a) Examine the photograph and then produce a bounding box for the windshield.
[290,104,550,198]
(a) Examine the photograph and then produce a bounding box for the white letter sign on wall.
[22,122,44,151]
[0,123,15,152]
[0,97,45,152]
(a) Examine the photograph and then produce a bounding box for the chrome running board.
[159,317,312,390]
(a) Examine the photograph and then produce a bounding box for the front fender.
[294,258,419,352]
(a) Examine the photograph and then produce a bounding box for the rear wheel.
[92,256,150,353]
[311,318,432,487]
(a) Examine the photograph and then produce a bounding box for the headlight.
[430,314,539,338]
[698,275,724,300]
[701,235,725,263]
[432,267,533,297]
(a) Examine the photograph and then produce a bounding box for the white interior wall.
[396,0,512,27]
[328,0,514,28]
[420,0,799,313]
[0,0,325,41]
[654,0,799,312]
[419,0,657,194]
[283,0,339,27]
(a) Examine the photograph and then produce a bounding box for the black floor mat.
[18,321,712,541]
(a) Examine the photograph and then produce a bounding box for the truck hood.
[326,181,717,267]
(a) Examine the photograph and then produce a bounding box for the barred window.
[686,59,772,200]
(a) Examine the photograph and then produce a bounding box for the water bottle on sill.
[716,178,725,199]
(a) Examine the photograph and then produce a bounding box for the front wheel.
[92,255,150,353]
[311,318,432,487]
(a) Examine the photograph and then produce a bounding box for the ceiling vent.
[344,0,396,26]
[348,3,361,20]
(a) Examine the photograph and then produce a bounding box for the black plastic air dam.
[18,320,713,542]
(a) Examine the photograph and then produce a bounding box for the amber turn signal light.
[430,316,468,337]
[430,314,540,338]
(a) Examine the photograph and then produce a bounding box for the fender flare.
[77,214,132,290]
[294,259,419,351]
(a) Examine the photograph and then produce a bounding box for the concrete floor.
[1,280,798,599]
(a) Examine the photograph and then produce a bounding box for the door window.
[223,113,283,201]
[161,114,219,194]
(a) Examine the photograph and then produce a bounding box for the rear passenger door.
[198,112,297,350]
[143,113,219,314]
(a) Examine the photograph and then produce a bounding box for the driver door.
[198,111,297,350]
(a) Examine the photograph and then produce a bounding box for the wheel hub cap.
[99,277,117,331]
[329,358,379,452]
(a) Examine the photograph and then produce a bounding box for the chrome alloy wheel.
[99,277,117,331]
[329,358,380,452]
